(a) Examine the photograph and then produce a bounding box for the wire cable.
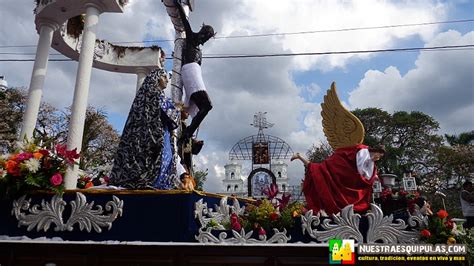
[0,18,472,48]
[0,44,472,62]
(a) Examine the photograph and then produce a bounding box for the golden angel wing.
[321,82,365,149]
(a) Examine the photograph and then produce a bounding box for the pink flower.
[38,149,50,156]
[258,227,266,236]
[50,173,63,186]
[230,213,239,224]
[80,176,91,182]
[230,213,241,231]
[262,183,279,201]
[55,144,67,157]
[16,152,33,161]
[64,148,80,164]
[55,144,80,164]
[231,221,241,231]
[277,193,291,210]
[445,219,454,229]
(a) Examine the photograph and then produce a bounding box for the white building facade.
[223,161,290,198]
[222,161,246,197]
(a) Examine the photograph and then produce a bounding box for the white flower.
[24,158,40,173]
[451,222,460,236]
[0,168,6,179]
[0,153,11,161]
[14,141,25,151]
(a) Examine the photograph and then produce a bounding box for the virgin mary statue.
[109,68,180,189]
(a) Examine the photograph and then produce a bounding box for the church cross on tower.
[251,112,274,133]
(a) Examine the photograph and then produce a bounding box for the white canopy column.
[64,3,103,189]
[20,19,59,140]
[135,67,149,92]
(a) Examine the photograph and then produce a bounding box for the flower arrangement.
[220,184,306,235]
[379,187,421,215]
[420,210,460,245]
[0,140,79,198]
[237,198,305,234]
[418,209,473,263]
[77,173,109,189]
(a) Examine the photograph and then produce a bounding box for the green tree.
[68,107,120,170]
[428,134,473,217]
[0,87,26,152]
[0,87,62,152]
[352,109,443,185]
[34,102,67,146]
[445,130,474,146]
[306,140,332,163]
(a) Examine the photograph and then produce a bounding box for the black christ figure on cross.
[175,0,215,145]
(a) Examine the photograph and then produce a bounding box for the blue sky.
[0,0,473,192]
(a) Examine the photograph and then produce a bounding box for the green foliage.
[307,140,333,163]
[420,210,453,244]
[420,210,473,263]
[0,87,27,153]
[456,228,474,264]
[76,107,120,170]
[353,109,443,178]
[241,199,305,232]
[193,167,208,191]
[351,108,448,192]
[445,131,474,146]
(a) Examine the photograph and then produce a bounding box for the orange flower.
[33,152,44,159]
[437,210,449,219]
[292,210,300,217]
[85,181,94,189]
[5,160,18,173]
[9,154,19,161]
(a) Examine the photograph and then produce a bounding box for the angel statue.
[291,82,385,215]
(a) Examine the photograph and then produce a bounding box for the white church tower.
[223,161,246,197]
[271,160,289,193]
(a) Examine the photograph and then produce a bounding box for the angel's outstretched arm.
[291,152,309,167]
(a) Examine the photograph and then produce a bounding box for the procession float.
[0,1,471,265]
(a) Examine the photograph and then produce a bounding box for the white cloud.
[349,30,474,134]
[236,0,446,71]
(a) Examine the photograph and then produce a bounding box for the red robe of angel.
[302,144,376,215]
